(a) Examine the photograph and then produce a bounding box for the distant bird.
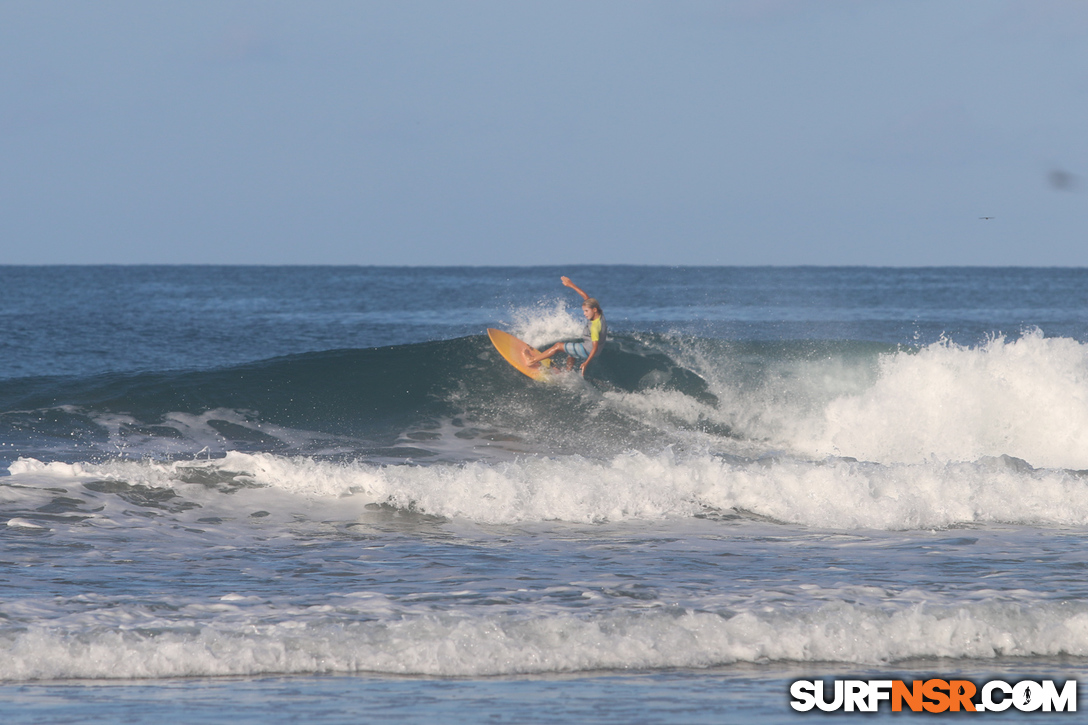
[979,216,994,220]
[1048,169,1078,191]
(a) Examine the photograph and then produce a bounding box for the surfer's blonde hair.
[583,298,602,312]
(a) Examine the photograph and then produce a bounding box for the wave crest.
[780,331,1088,469]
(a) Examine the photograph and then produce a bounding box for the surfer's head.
[582,298,602,319]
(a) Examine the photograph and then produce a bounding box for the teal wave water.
[0,331,727,463]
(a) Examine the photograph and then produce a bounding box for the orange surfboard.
[487,328,553,381]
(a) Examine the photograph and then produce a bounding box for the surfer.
[525,276,606,376]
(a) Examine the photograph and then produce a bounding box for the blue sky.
[2,1,1086,265]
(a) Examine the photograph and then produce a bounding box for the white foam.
[7,459,91,479]
[5,518,46,530]
[3,598,1087,679]
[11,448,1088,530]
[792,331,1088,469]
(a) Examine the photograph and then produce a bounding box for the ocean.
[1,265,1086,723]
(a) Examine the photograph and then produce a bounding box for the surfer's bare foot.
[523,349,539,365]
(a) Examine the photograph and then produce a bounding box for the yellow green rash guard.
[583,316,606,347]
[563,315,607,361]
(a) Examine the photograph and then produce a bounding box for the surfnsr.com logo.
[790,679,1077,713]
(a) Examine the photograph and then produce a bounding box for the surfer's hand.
[579,362,587,376]
[561,276,572,287]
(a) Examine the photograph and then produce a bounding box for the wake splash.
[10,446,1088,530]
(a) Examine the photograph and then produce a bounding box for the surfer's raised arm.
[561,276,590,302]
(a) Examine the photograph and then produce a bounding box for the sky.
[1,0,1087,266]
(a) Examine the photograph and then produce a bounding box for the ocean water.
[1,265,1087,723]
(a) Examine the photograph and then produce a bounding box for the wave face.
[3,329,1088,531]
[0,332,721,463]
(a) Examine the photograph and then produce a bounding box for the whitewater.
[1,266,1087,723]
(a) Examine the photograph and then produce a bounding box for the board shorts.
[563,341,590,360]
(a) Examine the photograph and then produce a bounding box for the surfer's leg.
[526,343,563,365]
[561,342,588,370]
